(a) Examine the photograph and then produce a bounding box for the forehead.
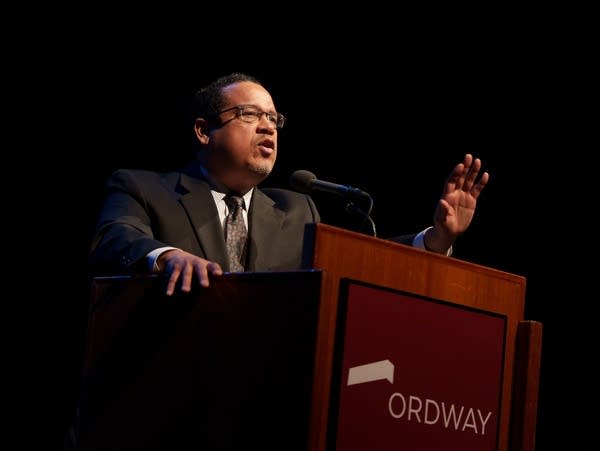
[222,81,275,109]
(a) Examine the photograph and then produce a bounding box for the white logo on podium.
[347,359,394,386]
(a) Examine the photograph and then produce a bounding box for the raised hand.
[425,154,489,254]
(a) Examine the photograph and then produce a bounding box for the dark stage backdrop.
[38,50,594,451]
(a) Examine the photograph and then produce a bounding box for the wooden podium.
[303,223,541,451]
[76,223,541,451]
[76,271,323,451]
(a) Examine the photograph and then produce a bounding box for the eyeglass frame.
[212,104,286,129]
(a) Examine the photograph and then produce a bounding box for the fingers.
[447,154,488,196]
[463,155,490,199]
[443,162,465,195]
[195,261,223,288]
[179,264,194,293]
[165,265,182,296]
[162,252,223,295]
[208,261,224,276]
[471,171,490,199]
[461,155,480,192]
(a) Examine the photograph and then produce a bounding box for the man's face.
[206,81,279,193]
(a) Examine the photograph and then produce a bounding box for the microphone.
[290,169,377,236]
[289,170,371,200]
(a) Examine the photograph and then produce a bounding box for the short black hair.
[191,73,263,120]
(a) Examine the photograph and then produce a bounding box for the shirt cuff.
[412,227,453,257]
[147,247,179,273]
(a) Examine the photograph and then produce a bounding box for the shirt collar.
[199,165,253,209]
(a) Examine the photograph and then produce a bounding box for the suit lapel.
[247,189,285,271]
[177,173,230,270]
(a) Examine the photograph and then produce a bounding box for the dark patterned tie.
[224,194,247,272]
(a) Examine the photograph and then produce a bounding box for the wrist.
[424,226,456,254]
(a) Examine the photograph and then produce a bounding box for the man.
[90,72,489,295]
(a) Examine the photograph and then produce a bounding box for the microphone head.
[290,170,316,193]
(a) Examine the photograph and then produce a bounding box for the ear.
[194,118,210,144]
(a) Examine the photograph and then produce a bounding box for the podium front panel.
[77,271,322,451]
[328,279,507,451]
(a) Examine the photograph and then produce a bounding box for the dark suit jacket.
[89,168,321,274]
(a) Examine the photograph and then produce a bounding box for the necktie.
[224,194,247,272]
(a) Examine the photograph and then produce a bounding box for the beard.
[247,160,273,177]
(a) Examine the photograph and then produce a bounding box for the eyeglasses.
[215,105,286,129]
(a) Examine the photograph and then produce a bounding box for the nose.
[257,113,277,132]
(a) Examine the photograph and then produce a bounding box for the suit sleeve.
[89,169,168,275]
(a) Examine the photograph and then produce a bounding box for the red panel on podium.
[329,279,507,451]
[304,223,540,451]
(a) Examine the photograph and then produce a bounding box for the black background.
[22,20,596,451]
